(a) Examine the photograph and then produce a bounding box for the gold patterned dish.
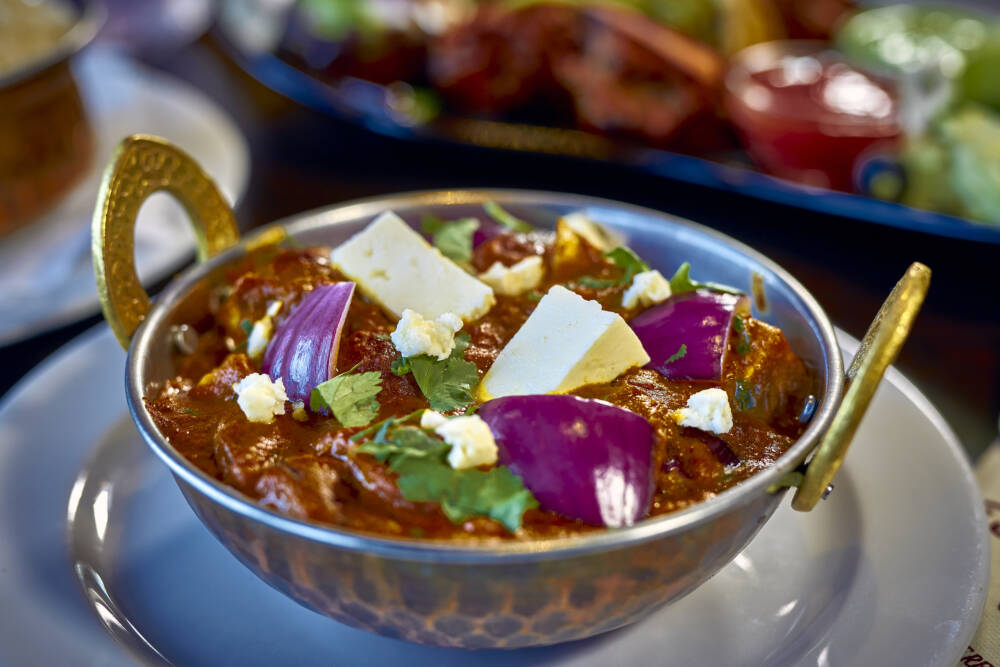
[0,0,101,236]
[93,135,929,648]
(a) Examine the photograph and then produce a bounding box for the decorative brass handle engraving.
[792,262,931,511]
[92,135,240,348]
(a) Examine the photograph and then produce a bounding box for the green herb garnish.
[734,379,756,411]
[668,262,744,296]
[392,332,479,412]
[576,246,651,289]
[239,319,253,336]
[348,409,424,443]
[732,316,752,355]
[356,419,538,532]
[394,458,538,532]
[373,332,391,341]
[310,368,383,427]
[665,344,687,365]
[421,215,479,266]
[484,201,533,233]
[525,290,543,302]
[182,407,200,416]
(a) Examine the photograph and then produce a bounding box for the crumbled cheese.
[390,309,463,360]
[246,300,284,359]
[622,270,672,310]
[477,256,544,297]
[673,388,733,434]
[233,373,288,423]
[291,400,308,422]
[420,409,448,429]
[560,211,624,252]
[433,415,499,470]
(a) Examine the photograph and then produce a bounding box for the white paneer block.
[331,211,496,322]
[479,285,650,399]
[673,388,733,434]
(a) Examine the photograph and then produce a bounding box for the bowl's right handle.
[792,262,932,511]
[92,135,240,349]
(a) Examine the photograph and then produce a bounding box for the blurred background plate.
[0,46,249,348]
[214,0,1000,245]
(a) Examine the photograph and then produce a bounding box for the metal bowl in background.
[0,0,103,236]
[92,136,928,649]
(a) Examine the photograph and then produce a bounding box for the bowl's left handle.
[92,135,240,349]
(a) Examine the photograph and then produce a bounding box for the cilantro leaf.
[239,319,253,336]
[390,356,411,376]
[394,458,538,532]
[483,201,533,233]
[348,408,423,443]
[421,215,479,266]
[310,370,383,427]
[396,333,479,412]
[665,344,687,365]
[576,246,650,289]
[358,425,449,464]
[669,262,744,296]
[605,246,650,279]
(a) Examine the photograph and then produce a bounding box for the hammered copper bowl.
[94,138,925,650]
[0,0,101,235]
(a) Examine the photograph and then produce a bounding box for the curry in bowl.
[146,204,815,540]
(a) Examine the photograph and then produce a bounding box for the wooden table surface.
[1,35,998,459]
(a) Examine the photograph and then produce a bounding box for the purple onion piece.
[262,282,355,404]
[478,395,655,528]
[629,290,750,381]
[472,217,506,248]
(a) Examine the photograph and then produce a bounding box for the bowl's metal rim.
[0,0,105,89]
[127,188,844,564]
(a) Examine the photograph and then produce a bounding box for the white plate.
[0,48,249,347]
[0,326,987,666]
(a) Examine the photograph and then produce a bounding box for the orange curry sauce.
[147,230,813,541]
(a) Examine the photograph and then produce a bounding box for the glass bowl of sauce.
[724,40,901,192]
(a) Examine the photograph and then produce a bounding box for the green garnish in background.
[665,344,688,365]
[484,201,533,233]
[421,215,479,266]
[732,316,752,356]
[577,246,650,289]
[669,262,744,296]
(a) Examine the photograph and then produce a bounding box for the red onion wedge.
[630,289,749,381]
[478,395,655,528]
[262,282,355,404]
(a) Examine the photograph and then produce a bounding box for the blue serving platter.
[214,4,1000,245]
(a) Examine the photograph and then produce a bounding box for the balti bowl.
[93,136,928,649]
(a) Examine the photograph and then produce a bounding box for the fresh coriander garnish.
[421,215,479,266]
[355,418,539,532]
[668,262,744,296]
[182,407,199,416]
[665,344,687,365]
[348,409,424,443]
[734,379,755,411]
[392,332,479,412]
[395,458,538,532]
[373,332,391,341]
[732,316,751,355]
[310,367,383,427]
[239,319,253,337]
[484,201,533,233]
[525,290,543,302]
[576,246,650,289]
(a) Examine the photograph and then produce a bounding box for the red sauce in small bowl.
[725,41,901,192]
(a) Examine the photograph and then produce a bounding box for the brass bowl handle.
[792,262,931,511]
[92,135,240,349]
